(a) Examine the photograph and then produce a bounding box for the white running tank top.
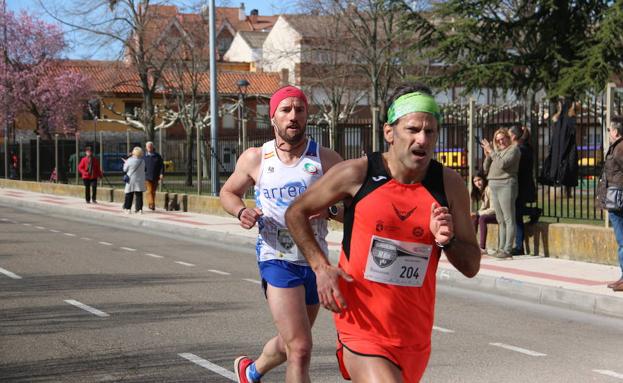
[254,139,329,265]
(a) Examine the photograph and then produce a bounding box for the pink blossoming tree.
[0,10,91,139]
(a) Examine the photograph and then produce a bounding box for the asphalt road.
[1,205,622,383]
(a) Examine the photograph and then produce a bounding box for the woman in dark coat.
[509,126,540,255]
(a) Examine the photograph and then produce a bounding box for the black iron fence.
[1,92,620,222]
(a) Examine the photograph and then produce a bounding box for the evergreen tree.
[556,0,623,96]
[426,0,618,98]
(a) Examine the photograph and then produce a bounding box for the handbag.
[599,167,623,211]
[123,158,144,184]
[605,186,623,211]
[600,139,623,211]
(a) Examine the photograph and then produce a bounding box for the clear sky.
[5,0,296,59]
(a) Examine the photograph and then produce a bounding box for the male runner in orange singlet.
[285,82,481,382]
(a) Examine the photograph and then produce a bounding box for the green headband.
[386,92,442,125]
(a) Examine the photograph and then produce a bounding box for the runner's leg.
[342,347,402,383]
[253,285,318,383]
[253,303,319,374]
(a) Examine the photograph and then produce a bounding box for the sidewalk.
[1,186,622,319]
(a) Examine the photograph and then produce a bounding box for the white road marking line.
[243,278,261,285]
[64,299,109,317]
[593,370,623,380]
[489,343,546,356]
[175,261,195,267]
[120,247,136,252]
[145,253,163,259]
[81,237,91,241]
[0,267,22,279]
[64,233,76,237]
[208,269,231,275]
[35,226,45,230]
[178,353,235,381]
[0,218,7,221]
[433,326,455,333]
[22,223,31,226]
[98,241,112,246]
[50,229,60,233]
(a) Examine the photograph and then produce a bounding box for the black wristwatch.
[435,235,456,250]
[327,205,339,219]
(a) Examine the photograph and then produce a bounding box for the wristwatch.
[435,235,456,250]
[327,205,339,219]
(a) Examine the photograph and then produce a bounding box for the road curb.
[437,266,623,319]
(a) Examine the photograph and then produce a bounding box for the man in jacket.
[598,115,623,291]
[144,141,164,211]
[78,146,103,204]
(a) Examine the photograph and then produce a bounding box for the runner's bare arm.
[285,157,367,312]
[317,146,345,220]
[319,146,344,172]
[219,148,263,229]
[439,168,481,277]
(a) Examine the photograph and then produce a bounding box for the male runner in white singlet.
[220,86,343,383]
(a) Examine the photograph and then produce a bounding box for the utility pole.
[209,0,220,195]
[209,0,222,196]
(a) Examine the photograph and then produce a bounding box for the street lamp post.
[237,79,250,157]
[88,99,99,153]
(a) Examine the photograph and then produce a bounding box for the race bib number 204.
[364,235,432,287]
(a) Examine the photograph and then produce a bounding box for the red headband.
[269,86,308,118]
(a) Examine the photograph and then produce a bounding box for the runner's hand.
[430,202,454,245]
[239,207,263,229]
[315,263,353,313]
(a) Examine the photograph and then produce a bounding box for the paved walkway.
[1,186,622,319]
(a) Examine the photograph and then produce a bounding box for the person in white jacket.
[122,147,146,214]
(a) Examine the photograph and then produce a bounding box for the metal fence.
[1,88,621,222]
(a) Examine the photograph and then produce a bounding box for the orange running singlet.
[335,152,448,380]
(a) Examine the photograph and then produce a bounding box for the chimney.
[239,2,246,21]
[280,68,290,87]
[250,9,259,24]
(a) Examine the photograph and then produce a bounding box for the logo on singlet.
[412,226,425,238]
[303,163,318,175]
[392,203,417,221]
[372,176,387,182]
[376,220,384,232]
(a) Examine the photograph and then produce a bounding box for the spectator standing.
[77,146,103,204]
[509,126,540,255]
[144,141,164,211]
[9,152,18,179]
[122,147,146,214]
[598,116,623,292]
[482,128,521,258]
[471,173,497,253]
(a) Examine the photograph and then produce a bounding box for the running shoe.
[234,356,260,383]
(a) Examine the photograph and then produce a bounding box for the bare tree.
[299,0,430,128]
[161,14,212,187]
[288,11,367,149]
[39,0,181,141]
